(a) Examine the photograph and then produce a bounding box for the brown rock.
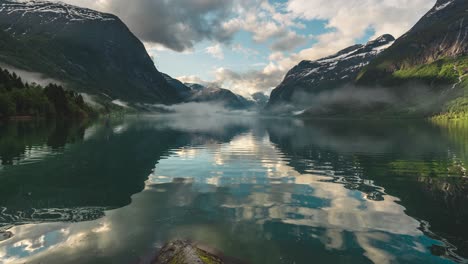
[152,240,223,264]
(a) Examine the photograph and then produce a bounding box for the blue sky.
[61,0,437,97]
[148,19,326,81]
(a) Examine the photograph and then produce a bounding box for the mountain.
[357,0,468,85]
[251,92,269,108]
[356,0,468,117]
[268,0,468,118]
[162,73,193,99]
[186,84,254,109]
[267,34,395,108]
[0,0,181,104]
[162,74,255,109]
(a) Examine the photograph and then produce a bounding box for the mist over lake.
[0,0,467,263]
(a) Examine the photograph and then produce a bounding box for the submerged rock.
[152,240,224,264]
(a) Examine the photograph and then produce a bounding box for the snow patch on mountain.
[268,34,396,107]
[286,35,395,84]
[427,0,454,16]
[435,0,454,11]
[0,0,115,22]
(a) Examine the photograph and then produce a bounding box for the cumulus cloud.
[213,67,284,97]
[232,44,260,57]
[57,0,307,53]
[270,31,308,51]
[56,0,236,52]
[177,75,218,87]
[285,0,436,60]
[50,0,437,96]
[218,0,437,96]
[178,67,282,97]
[221,0,305,45]
[198,0,436,96]
[205,43,224,59]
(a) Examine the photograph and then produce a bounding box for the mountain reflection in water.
[0,116,467,264]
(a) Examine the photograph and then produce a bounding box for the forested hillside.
[0,67,95,119]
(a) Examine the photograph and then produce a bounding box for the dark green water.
[0,116,467,264]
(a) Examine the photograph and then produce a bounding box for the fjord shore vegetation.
[0,67,97,120]
[358,56,468,120]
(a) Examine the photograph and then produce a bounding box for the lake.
[0,115,467,264]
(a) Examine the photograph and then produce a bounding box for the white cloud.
[205,43,224,59]
[221,0,306,45]
[47,0,438,96]
[232,43,260,57]
[270,31,308,51]
[203,0,435,96]
[49,0,237,52]
[214,0,437,95]
[213,67,284,97]
[286,0,436,57]
[176,75,226,93]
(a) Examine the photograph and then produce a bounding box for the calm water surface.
[0,116,467,264]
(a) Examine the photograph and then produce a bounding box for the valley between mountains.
[0,0,467,119]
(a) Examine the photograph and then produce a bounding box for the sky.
[53,0,437,97]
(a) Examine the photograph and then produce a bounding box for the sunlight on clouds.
[13,235,46,253]
[205,43,224,59]
[175,147,199,159]
[184,0,436,95]
[47,0,438,96]
[0,130,436,264]
[91,222,111,233]
[356,233,396,264]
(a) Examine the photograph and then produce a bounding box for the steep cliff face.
[0,0,181,104]
[357,0,468,85]
[267,34,395,107]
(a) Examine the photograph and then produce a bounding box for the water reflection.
[0,121,87,167]
[0,116,467,264]
[264,119,468,258]
[0,117,249,230]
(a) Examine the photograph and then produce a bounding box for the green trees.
[0,67,95,119]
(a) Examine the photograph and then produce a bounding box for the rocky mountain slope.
[267,34,395,108]
[268,0,468,118]
[0,0,180,104]
[357,0,468,85]
[355,0,468,118]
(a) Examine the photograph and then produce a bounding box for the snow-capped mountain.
[0,0,115,22]
[426,0,456,17]
[0,0,181,104]
[357,0,468,86]
[267,34,395,107]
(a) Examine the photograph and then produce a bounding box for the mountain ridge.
[0,0,181,105]
[267,34,395,108]
[357,0,468,85]
[162,74,256,109]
